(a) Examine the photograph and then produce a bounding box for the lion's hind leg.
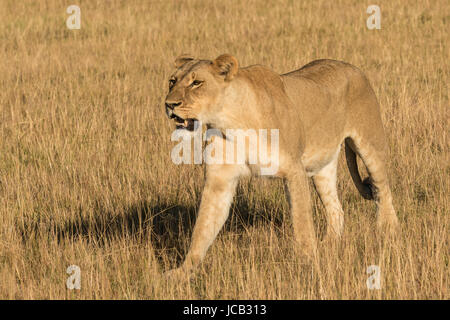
[312,149,345,239]
[346,133,399,231]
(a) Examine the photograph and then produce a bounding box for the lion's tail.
[344,138,374,200]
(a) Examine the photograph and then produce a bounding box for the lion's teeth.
[184,120,188,127]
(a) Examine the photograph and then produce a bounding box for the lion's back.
[284,59,370,94]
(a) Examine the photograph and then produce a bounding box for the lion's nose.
[165,106,174,118]
[165,101,182,119]
[165,101,182,110]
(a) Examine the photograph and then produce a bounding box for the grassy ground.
[0,0,448,299]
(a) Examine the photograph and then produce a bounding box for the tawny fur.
[164,54,399,276]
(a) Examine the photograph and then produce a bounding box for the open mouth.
[171,114,197,131]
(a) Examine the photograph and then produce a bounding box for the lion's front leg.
[285,164,317,259]
[171,164,246,275]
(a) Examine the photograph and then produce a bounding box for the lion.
[164,54,399,276]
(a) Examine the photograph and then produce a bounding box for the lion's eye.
[169,79,176,88]
[191,80,203,87]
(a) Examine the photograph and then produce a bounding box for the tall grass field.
[0,0,448,299]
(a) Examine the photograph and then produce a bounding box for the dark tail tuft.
[345,138,374,200]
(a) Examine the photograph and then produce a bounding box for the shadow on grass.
[16,192,291,269]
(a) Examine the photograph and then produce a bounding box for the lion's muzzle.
[165,103,196,131]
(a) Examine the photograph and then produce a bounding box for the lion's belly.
[300,125,345,177]
[301,146,341,177]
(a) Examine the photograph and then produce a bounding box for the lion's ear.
[174,54,194,68]
[212,54,239,81]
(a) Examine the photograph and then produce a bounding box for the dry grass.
[0,0,448,299]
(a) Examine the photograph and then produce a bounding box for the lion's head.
[164,54,239,131]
